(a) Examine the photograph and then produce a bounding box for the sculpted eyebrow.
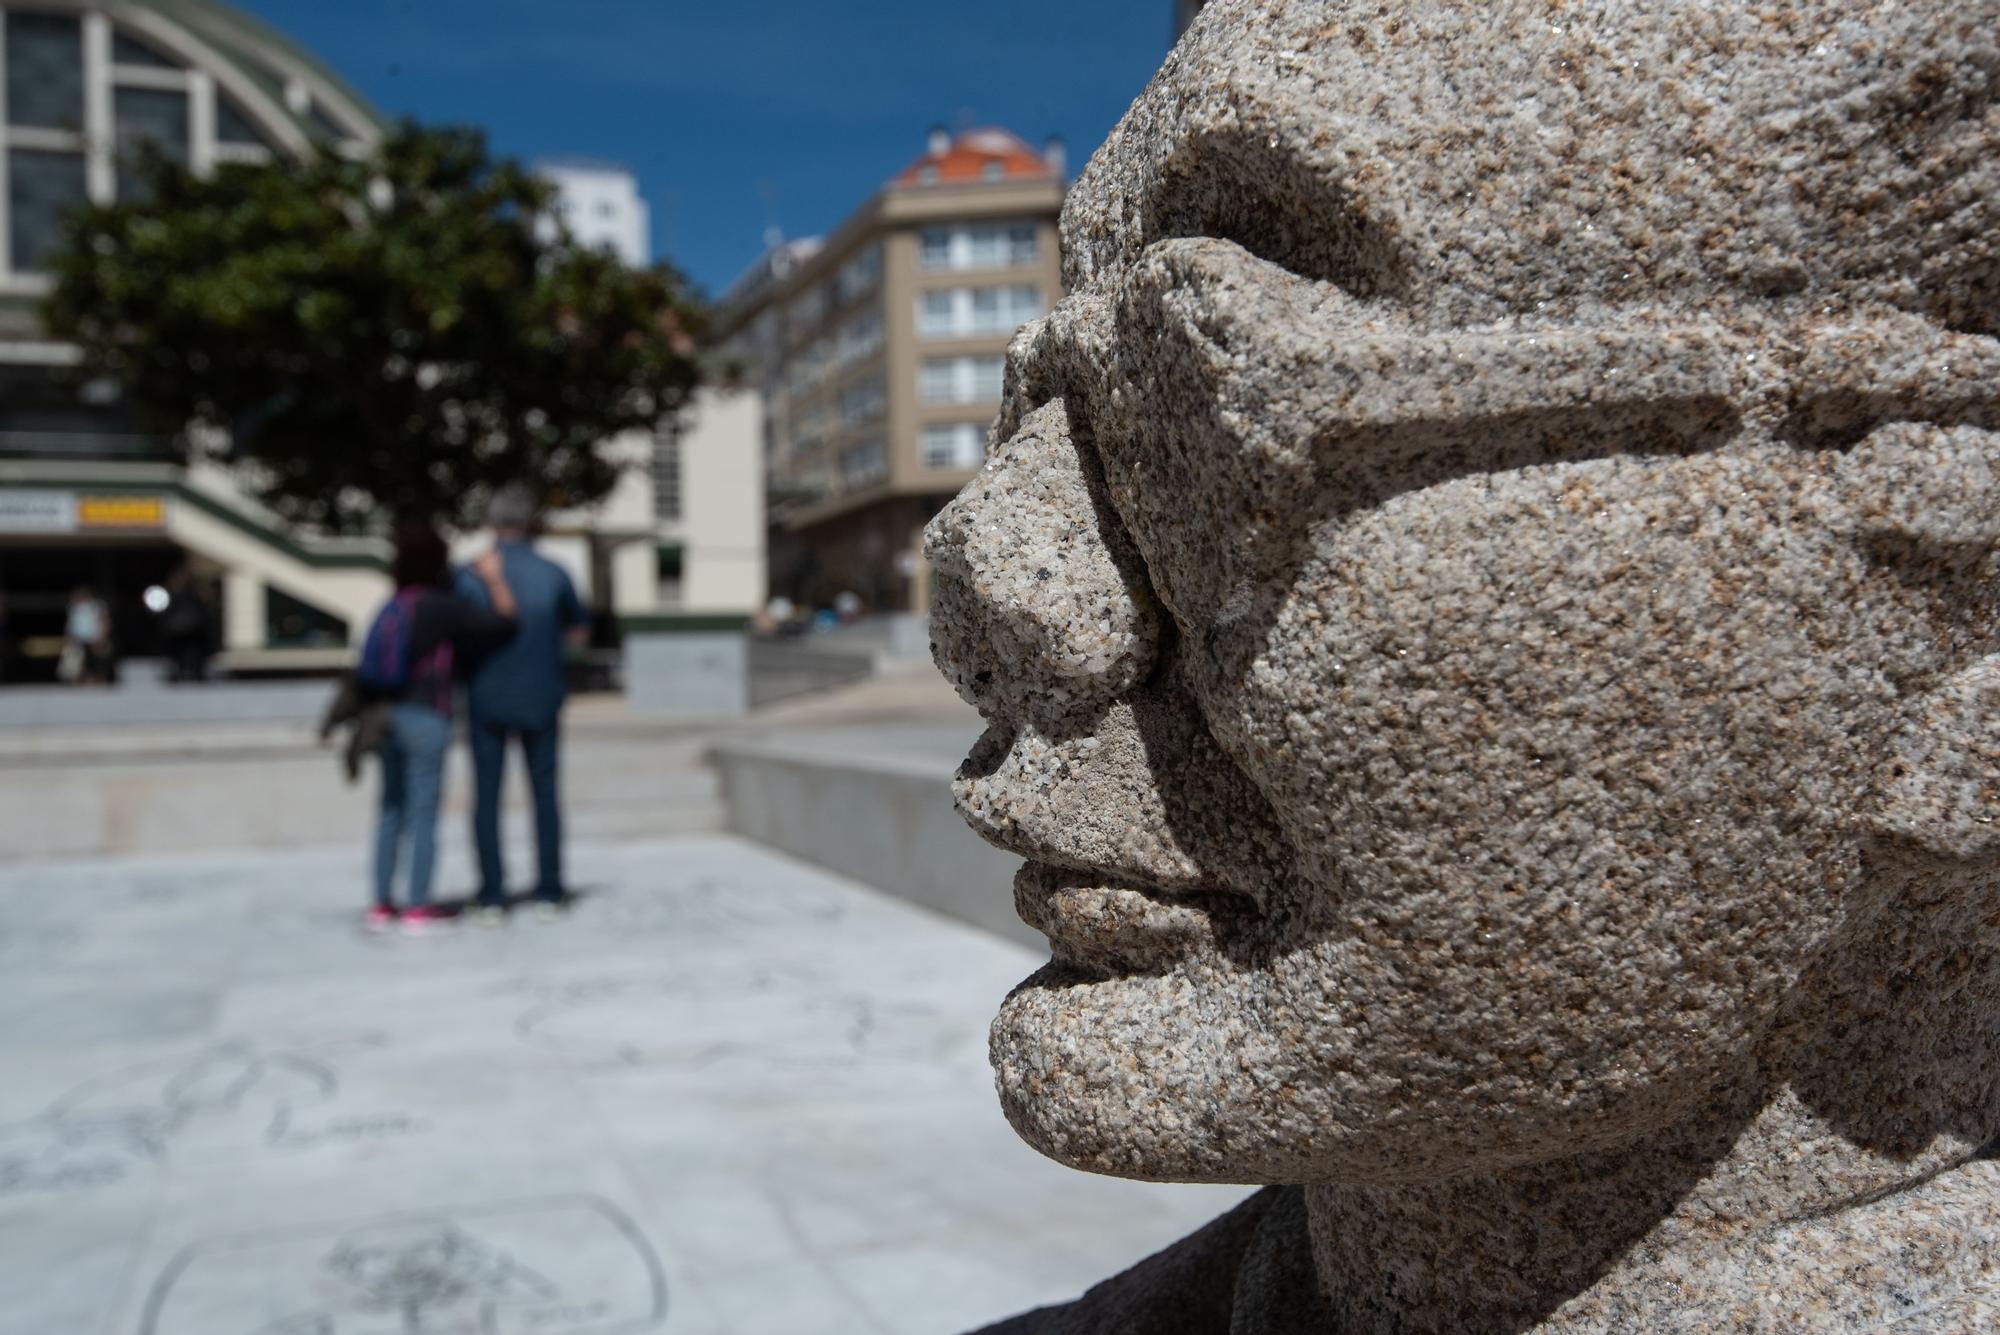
[1122,268,1750,509]
[1227,325,1750,436]
[1123,242,1749,449]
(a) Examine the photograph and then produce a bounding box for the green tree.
[42,124,702,530]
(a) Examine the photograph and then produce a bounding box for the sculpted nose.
[924,397,1162,724]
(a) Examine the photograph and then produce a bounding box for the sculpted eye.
[1093,238,1751,634]
[1079,122,1416,300]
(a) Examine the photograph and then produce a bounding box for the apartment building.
[714,126,1065,615]
[538,156,650,268]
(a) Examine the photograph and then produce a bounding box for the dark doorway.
[0,541,186,682]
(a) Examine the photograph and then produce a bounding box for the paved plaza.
[0,834,1249,1335]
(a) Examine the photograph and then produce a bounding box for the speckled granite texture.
[929,1,2000,1330]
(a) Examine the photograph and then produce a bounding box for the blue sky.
[235,1,1181,298]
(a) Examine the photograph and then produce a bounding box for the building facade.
[538,156,650,268]
[0,0,390,678]
[0,1,756,680]
[713,127,1065,615]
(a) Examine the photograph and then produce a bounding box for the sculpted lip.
[1012,861,1222,974]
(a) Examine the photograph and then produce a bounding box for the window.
[214,92,275,150]
[113,87,190,202]
[111,30,177,70]
[839,438,888,489]
[656,543,684,599]
[788,392,833,460]
[835,306,883,366]
[5,12,84,130]
[2,12,307,275]
[840,374,886,427]
[986,285,1039,331]
[921,422,987,471]
[917,221,1040,271]
[915,286,1040,339]
[304,98,349,145]
[919,355,1005,404]
[836,242,882,302]
[918,289,956,336]
[795,398,833,440]
[787,286,829,342]
[965,227,1006,267]
[918,359,955,404]
[971,354,1006,399]
[784,336,834,396]
[7,149,87,272]
[653,425,682,521]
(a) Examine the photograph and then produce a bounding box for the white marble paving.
[0,835,1249,1335]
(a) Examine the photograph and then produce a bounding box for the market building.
[0,0,759,681]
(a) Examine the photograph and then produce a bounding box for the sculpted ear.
[1871,654,2000,862]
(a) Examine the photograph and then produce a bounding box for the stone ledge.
[707,726,1033,948]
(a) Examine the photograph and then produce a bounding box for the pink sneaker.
[400,906,454,935]
[363,906,398,933]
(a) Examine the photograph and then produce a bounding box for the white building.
[530,159,767,630]
[538,157,651,268]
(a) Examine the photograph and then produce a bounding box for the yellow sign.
[77,495,166,529]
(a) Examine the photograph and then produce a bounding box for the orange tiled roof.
[894,128,1054,186]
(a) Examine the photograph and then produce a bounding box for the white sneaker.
[468,905,508,928]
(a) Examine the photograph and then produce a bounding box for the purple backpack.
[357,589,453,710]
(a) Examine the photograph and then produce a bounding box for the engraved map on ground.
[0,1034,408,1197]
[140,1196,666,1335]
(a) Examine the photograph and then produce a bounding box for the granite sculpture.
[925,1,2000,1329]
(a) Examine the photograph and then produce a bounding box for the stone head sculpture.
[928,1,2000,1329]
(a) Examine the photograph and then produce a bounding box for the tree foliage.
[43,125,703,530]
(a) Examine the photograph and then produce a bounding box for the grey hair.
[486,484,539,531]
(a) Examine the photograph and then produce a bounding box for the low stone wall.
[0,712,727,862]
[0,675,338,729]
[747,639,875,708]
[625,629,750,715]
[707,726,1033,947]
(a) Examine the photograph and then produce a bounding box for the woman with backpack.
[360,523,518,934]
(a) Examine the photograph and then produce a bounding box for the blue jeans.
[373,703,452,909]
[469,715,564,904]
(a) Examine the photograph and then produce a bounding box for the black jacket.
[380,587,517,713]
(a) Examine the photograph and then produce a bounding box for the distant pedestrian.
[61,586,112,685]
[359,523,518,935]
[456,486,587,923]
[160,566,216,683]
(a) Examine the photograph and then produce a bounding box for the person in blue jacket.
[455,486,588,922]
